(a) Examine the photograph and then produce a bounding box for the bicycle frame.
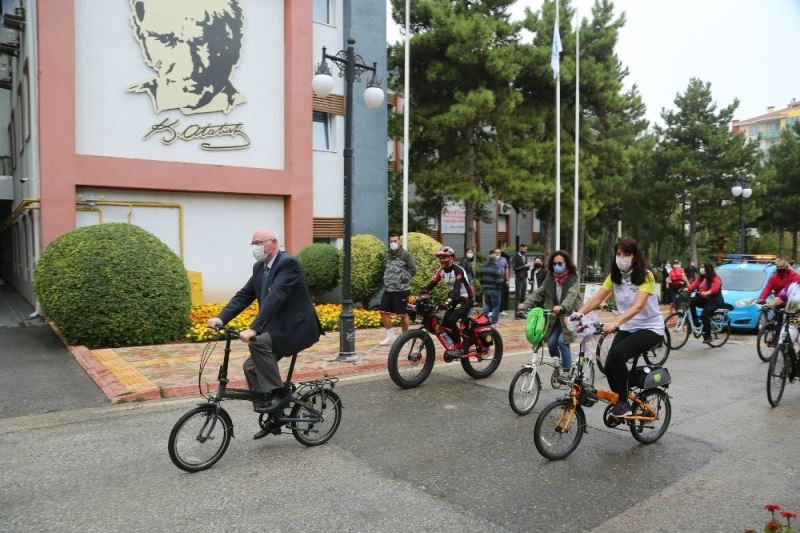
[410,296,493,356]
[670,306,728,337]
[204,328,337,427]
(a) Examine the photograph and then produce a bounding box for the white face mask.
[616,257,632,272]
[251,244,267,262]
[699,267,706,275]
[389,242,400,251]
[466,253,474,259]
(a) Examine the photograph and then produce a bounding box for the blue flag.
[551,18,562,79]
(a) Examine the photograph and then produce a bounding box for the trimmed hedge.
[405,232,448,305]
[339,234,385,306]
[297,243,339,297]
[33,223,191,348]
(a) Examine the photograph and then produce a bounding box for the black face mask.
[534,263,542,270]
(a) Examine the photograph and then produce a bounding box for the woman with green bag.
[518,250,581,382]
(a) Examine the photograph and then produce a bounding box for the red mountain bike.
[387,294,503,388]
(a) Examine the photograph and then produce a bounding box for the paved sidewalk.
[69,313,543,403]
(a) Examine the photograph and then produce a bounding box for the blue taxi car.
[716,255,776,331]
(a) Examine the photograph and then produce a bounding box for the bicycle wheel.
[766,345,788,407]
[665,313,689,350]
[461,329,503,379]
[756,326,778,363]
[508,367,541,415]
[290,389,342,446]
[644,330,671,366]
[168,405,232,473]
[387,329,436,389]
[629,389,671,444]
[707,313,730,348]
[533,399,585,460]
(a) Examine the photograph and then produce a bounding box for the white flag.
[551,18,562,79]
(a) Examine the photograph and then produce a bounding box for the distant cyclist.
[423,246,475,358]
[755,259,800,306]
[575,239,664,418]
[755,259,800,345]
[667,260,689,313]
[684,262,724,344]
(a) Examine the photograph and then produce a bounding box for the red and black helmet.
[434,246,456,258]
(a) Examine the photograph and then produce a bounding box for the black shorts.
[380,290,410,315]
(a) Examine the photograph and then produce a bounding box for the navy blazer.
[218,251,323,357]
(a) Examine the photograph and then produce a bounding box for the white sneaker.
[379,333,396,346]
[500,311,509,316]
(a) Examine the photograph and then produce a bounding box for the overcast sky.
[388,0,800,126]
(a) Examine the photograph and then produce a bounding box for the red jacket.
[759,269,800,300]
[688,274,721,296]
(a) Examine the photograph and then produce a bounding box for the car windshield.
[717,269,767,292]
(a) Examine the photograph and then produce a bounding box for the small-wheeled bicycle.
[766,309,800,407]
[168,326,343,472]
[533,317,672,460]
[387,294,503,388]
[508,310,596,416]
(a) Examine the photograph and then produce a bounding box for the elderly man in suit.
[208,227,323,439]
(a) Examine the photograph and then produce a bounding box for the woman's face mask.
[615,254,633,272]
[699,267,706,275]
[466,252,474,259]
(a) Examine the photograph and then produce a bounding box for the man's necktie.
[260,266,270,303]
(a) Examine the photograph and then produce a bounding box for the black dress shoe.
[262,393,291,413]
[253,427,272,440]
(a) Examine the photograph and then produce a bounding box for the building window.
[9,111,16,170]
[748,126,758,137]
[313,0,330,24]
[313,111,330,150]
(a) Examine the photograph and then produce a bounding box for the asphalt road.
[1,334,799,532]
[0,324,108,418]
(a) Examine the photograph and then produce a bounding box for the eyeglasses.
[553,262,565,266]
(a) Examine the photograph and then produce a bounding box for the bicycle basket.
[629,365,671,389]
[525,307,546,345]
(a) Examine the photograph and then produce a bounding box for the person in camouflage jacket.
[379,234,417,345]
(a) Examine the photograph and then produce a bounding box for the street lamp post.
[730,178,752,254]
[313,37,384,363]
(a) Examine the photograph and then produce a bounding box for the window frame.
[313,111,332,151]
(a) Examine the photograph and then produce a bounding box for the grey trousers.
[243,332,283,395]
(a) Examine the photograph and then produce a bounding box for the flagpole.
[402,0,410,248]
[555,0,561,251]
[572,7,579,265]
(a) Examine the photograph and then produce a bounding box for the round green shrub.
[297,243,339,297]
[339,234,385,306]
[405,232,448,305]
[33,223,191,348]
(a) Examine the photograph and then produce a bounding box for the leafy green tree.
[652,78,761,263]
[388,0,528,250]
[761,123,800,260]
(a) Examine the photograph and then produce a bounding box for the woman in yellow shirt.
[575,239,665,418]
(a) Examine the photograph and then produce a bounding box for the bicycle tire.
[644,330,671,366]
[665,313,689,350]
[756,326,777,363]
[629,388,671,444]
[766,345,788,407]
[707,313,730,348]
[168,405,232,473]
[290,389,343,446]
[387,329,436,389]
[508,367,541,415]
[461,329,503,379]
[533,399,585,461]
